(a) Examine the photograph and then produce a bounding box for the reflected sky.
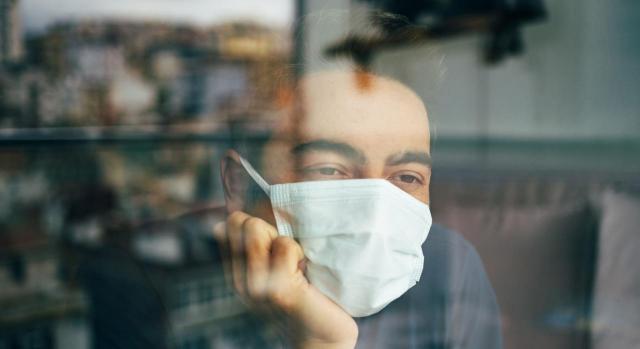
[20,0,293,33]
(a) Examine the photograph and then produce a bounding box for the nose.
[357,161,386,180]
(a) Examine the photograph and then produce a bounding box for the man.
[215,69,502,348]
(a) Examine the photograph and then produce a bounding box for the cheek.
[410,186,430,205]
[418,174,431,205]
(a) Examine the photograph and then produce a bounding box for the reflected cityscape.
[1,0,639,348]
[1,0,290,347]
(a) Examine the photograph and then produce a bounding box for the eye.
[388,171,425,191]
[398,174,419,183]
[316,167,341,176]
[299,164,350,180]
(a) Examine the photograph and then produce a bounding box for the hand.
[213,211,358,349]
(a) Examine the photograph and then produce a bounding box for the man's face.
[259,70,431,204]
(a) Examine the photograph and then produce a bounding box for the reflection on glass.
[2,0,639,349]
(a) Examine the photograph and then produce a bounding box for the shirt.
[354,223,502,349]
[81,223,502,349]
[218,224,503,349]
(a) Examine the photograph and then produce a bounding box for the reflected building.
[0,5,292,349]
[0,232,90,349]
[68,207,260,349]
[0,18,291,128]
[0,0,23,65]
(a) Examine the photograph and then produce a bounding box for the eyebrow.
[292,139,431,168]
[385,151,432,167]
[291,139,366,164]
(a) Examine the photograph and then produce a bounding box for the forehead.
[289,71,429,150]
[260,70,430,180]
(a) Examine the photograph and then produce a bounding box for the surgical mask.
[238,156,432,317]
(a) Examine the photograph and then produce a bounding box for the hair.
[226,8,441,171]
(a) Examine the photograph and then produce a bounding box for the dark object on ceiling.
[366,0,545,25]
[327,0,546,66]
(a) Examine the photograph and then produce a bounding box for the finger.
[227,211,251,296]
[243,217,278,299]
[268,237,357,343]
[270,236,304,274]
[267,236,306,311]
[294,284,359,344]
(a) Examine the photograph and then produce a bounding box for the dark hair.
[226,9,439,170]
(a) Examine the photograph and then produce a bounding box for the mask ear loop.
[238,155,294,238]
[237,156,271,196]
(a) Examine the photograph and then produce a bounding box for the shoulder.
[417,224,503,348]
[422,223,484,275]
[421,223,494,291]
[417,223,502,324]
[412,223,490,302]
[425,223,476,252]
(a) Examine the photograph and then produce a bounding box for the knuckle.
[245,220,272,243]
[227,211,246,228]
[242,217,264,233]
[272,237,296,256]
[245,232,269,256]
[272,236,290,248]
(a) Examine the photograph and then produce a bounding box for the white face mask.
[238,156,432,317]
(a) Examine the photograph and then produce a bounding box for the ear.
[220,149,250,214]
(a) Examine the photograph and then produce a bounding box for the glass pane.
[2,1,639,349]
